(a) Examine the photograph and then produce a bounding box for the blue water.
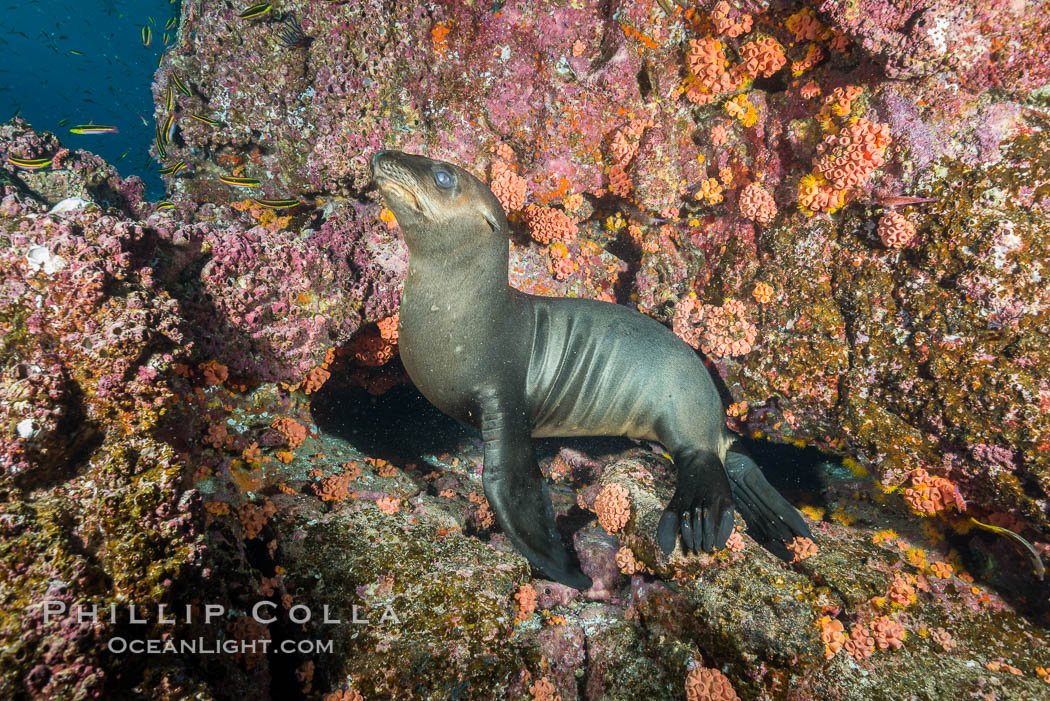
[0,0,177,199]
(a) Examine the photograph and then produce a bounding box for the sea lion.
[371,150,812,590]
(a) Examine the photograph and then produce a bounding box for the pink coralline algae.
[594,484,631,533]
[523,205,578,245]
[5,0,1050,696]
[815,118,893,190]
[0,186,183,481]
[169,202,401,382]
[738,183,777,225]
[673,297,757,358]
[685,665,740,701]
[878,211,917,249]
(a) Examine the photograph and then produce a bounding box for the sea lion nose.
[371,150,393,177]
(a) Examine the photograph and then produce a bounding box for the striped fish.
[239,3,272,19]
[155,124,168,159]
[6,155,53,170]
[253,198,301,209]
[70,125,118,134]
[970,518,1045,581]
[163,113,177,144]
[171,71,191,97]
[142,25,151,47]
[219,175,262,188]
[158,160,186,176]
[190,113,221,126]
[166,86,175,111]
[157,201,175,210]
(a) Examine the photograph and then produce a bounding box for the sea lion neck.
[405,229,511,306]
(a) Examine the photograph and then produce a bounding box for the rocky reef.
[2,0,1049,698]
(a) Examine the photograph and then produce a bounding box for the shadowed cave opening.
[309,368,831,519]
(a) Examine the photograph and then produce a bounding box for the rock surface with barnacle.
[2,0,1050,698]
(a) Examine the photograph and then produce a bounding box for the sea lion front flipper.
[726,449,813,560]
[479,390,593,591]
[658,450,735,555]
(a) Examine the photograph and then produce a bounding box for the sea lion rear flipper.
[726,449,813,560]
[479,390,593,591]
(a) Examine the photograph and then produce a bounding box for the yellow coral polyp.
[872,529,898,545]
[830,508,856,526]
[800,505,824,521]
[797,172,846,213]
[725,94,758,127]
[905,548,927,568]
[605,214,626,231]
[697,177,724,204]
[842,456,867,477]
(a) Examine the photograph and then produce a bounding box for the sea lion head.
[370,150,508,252]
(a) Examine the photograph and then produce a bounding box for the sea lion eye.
[433,168,454,189]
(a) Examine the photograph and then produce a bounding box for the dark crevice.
[636,62,652,99]
[309,361,471,466]
[750,69,789,94]
[12,379,104,492]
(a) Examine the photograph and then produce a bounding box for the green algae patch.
[282,499,531,699]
